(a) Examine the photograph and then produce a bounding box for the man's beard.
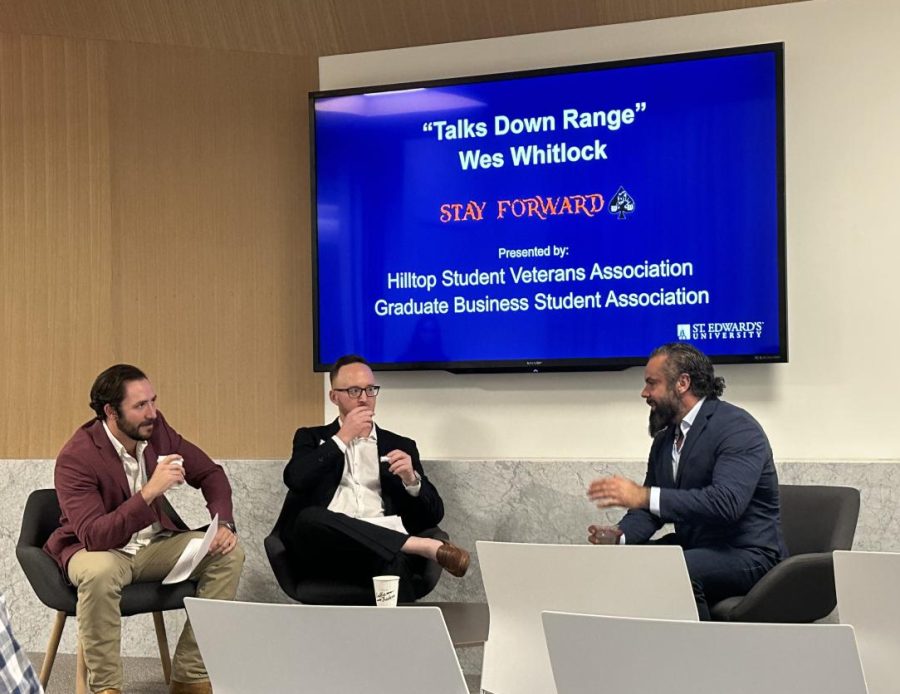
[648,395,679,436]
[118,417,155,441]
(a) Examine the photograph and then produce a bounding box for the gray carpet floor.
[28,652,171,693]
[28,652,481,693]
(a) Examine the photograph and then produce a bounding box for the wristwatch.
[219,520,237,534]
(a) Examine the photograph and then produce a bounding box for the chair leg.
[75,640,88,694]
[39,610,67,687]
[153,611,173,684]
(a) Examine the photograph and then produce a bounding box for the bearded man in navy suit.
[587,343,786,620]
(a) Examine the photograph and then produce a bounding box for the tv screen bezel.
[309,42,787,374]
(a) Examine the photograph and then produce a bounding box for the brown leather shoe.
[436,541,470,577]
[170,680,212,694]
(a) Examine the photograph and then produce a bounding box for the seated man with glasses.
[280,354,469,602]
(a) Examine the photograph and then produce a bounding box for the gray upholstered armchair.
[710,484,860,622]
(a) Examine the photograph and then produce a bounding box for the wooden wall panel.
[0,33,114,457]
[1,33,322,459]
[105,42,320,458]
[0,1,806,57]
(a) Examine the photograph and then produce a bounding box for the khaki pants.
[68,531,245,693]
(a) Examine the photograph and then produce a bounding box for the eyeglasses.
[333,385,381,398]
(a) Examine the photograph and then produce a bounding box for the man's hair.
[89,364,148,420]
[329,354,370,385]
[650,343,725,398]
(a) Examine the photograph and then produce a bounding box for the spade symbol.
[609,186,635,220]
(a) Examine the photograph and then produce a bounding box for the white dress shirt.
[327,426,386,519]
[328,423,422,519]
[102,422,165,554]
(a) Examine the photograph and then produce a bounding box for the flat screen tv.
[310,43,786,373]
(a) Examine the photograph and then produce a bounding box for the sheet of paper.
[162,513,219,584]
[360,514,408,535]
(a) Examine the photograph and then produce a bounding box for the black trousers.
[285,506,441,603]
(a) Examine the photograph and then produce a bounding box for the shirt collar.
[679,397,706,435]
[102,420,148,460]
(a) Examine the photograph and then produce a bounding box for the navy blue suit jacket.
[618,398,786,563]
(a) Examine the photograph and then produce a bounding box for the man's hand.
[587,524,624,545]
[587,476,650,510]
[208,525,238,556]
[337,406,374,445]
[383,449,418,486]
[141,455,185,504]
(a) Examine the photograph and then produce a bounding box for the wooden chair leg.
[153,611,173,684]
[39,610,67,688]
[75,640,88,694]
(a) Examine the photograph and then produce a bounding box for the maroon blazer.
[44,411,234,572]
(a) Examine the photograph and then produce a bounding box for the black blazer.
[280,419,444,536]
[618,398,786,563]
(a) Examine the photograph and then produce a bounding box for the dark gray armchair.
[16,488,198,690]
[710,484,860,622]
[265,492,447,605]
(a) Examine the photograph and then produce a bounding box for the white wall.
[318,0,900,462]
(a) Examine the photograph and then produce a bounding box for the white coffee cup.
[372,575,400,607]
[157,454,184,485]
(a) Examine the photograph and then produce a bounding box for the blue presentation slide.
[312,46,784,368]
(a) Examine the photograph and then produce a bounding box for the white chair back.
[477,541,697,694]
[542,611,868,694]
[835,550,900,694]
[184,598,468,694]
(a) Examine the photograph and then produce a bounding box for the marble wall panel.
[2,458,898,661]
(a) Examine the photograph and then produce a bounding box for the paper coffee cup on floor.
[372,575,399,607]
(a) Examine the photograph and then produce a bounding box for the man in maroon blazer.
[44,364,244,694]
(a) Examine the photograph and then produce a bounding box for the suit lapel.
[86,421,132,498]
[145,445,159,478]
[375,425,391,477]
[674,399,716,486]
[374,425,395,515]
[142,445,172,525]
[375,424,386,458]
[323,419,341,442]
[659,427,677,487]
